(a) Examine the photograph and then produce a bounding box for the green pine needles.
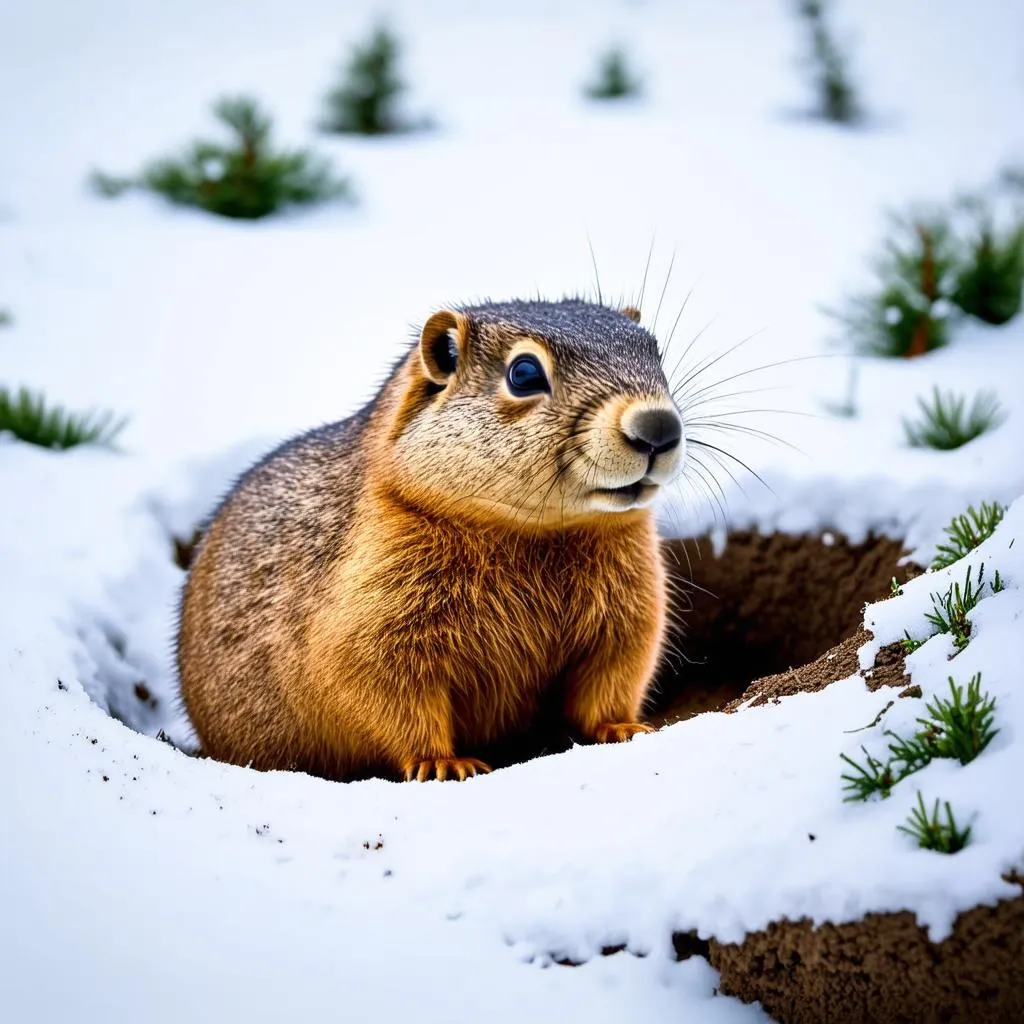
[839,746,899,801]
[841,674,994,852]
[0,308,12,328]
[902,388,1006,450]
[585,47,643,101]
[838,214,957,358]
[953,197,1024,325]
[901,562,1004,654]
[0,386,127,451]
[795,0,860,124]
[933,501,1006,570]
[921,675,998,765]
[92,96,351,220]
[897,794,972,853]
[840,673,998,802]
[321,23,423,135]
[838,186,1024,357]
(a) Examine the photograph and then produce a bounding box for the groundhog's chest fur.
[307,496,661,749]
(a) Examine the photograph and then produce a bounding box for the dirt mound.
[708,874,1024,1024]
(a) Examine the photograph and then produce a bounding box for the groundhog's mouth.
[592,479,659,507]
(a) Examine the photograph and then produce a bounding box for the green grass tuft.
[834,185,1024,356]
[840,746,899,801]
[952,198,1024,325]
[841,673,998,802]
[901,562,1003,654]
[87,171,135,198]
[795,0,861,124]
[921,674,998,765]
[585,47,643,101]
[932,501,1006,569]
[92,96,351,220]
[837,214,958,358]
[0,386,127,450]
[902,387,1005,450]
[897,793,972,853]
[321,23,421,135]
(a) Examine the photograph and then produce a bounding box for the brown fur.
[178,299,683,781]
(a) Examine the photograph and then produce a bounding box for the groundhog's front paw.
[402,757,492,782]
[593,722,654,743]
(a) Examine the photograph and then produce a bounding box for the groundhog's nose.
[622,407,683,456]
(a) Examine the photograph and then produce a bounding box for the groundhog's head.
[387,298,684,529]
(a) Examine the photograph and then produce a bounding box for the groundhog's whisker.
[664,316,718,390]
[684,419,807,456]
[686,445,749,505]
[672,352,835,406]
[679,457,730,526]
[635,236,657,315]
[668,327,766,399]
[686,438,777,498]
[651,249,677,338]
[684,446,735,504]
[658,287,694,368]
[680,385,789,411]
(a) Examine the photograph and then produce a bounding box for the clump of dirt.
[719,628,908,711]
[709,874,1024,1024]
[648,530,919,725]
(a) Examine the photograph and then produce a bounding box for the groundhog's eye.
[506,355,550,397]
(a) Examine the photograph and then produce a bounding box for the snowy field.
[2,1,1023,1020]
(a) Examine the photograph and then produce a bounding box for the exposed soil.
[647,530,918,726]
[709,874,1024,1024]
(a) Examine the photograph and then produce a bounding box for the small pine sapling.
[794,0,861,124]
[838,214,959,358]
[585,47,643,101]
[92,97,351,219]
[921,674,998,765]
[840,746,898,801]
[902,387,1006,450]
[933,501,1006,569]
[0,385,127,450]
[897,793,972,853]
[841,674,998,799]
[87,171,134,198]
[952,196,1024,325]
[321,23,422,135]
[902,562,1003,654]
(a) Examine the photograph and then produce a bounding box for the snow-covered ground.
[2,1,1023,1020]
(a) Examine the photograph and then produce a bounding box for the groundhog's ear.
[621,306,642,324]
[419,310,469,386]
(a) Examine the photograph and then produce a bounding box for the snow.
[2,0,1023,1020]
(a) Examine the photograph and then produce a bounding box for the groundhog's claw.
[403,757,492,782]
[594,722,654,744]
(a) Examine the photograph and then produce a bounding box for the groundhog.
[178,298,684,781]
